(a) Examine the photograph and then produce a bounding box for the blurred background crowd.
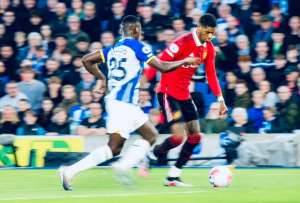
[0,0,299,136]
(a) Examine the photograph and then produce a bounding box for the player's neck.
[122,35,135,40]
[196,29,205,44]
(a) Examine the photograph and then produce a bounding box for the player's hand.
[183,57,202,66]
[219,101,228,116]
[94,80,106,94]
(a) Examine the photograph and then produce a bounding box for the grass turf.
[0,168,299,203]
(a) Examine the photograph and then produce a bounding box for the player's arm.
[205,43,227,115]
[147,56,201,73]
[81,50,106,93]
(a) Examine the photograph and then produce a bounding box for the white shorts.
[106,100,148,139]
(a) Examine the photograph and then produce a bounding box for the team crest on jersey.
[169,43,179,53]
[142,46,152,54]
[203,51,207,60]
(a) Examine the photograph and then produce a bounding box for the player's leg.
[59,133,125,190]
[113,121,157,172]
[165,99,201,187]
[152,93,185,165]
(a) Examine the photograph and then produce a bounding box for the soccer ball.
[209,166,233,187]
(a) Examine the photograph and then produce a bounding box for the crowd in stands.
[0,0,299,136]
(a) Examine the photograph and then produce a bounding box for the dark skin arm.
[81,50,106,94]
[147,56,201,72]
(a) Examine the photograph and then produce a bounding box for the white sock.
[114,139,151,170]
[168,165,182,178]
[66,145,113,178]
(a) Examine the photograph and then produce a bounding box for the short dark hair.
[121,15,140,27]
[121,15,140,35]
[199,13,216,28]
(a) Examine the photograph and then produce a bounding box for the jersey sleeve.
[205,42,222,97]
[134,41,155,63]
[161,40,182,61]
[99,47,109,63]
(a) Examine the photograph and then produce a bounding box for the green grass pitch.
[0,168,299,203]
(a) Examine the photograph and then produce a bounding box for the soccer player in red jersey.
[146,14,228,186]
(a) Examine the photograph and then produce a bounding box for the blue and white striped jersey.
[100,38,154,104]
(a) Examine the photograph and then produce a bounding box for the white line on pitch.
[0,190,208,201]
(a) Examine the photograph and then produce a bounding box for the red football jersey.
[153,29,222,100]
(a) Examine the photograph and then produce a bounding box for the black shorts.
[157,93,199,124]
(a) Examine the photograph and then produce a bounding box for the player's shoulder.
[123,39,152,55]
[174,32,194,45]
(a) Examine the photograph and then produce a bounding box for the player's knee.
[187,133,202,144]
[108,145,122,156]
[170,134,184,145]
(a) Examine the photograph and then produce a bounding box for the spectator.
[276,85,300,132]
[0,44,19,80]
[76,102,106,136]
[225,15,245,43]
[269,4,286,30]
[286,16,300,46]
[40,24,55,54]
[172,17,188,38]
[223,71,238,108]
[0,61,9,97]
[235,34,251,57]
[38,98,54,131]
[216,4,232,31]
[58,85,78,113]
[17,32,44,62]
[267,54,287,88]
[69,90,93,131]
[47,107,70,135]
[251,40,274,69]
[2,10,21,41]
[42,58,62,83]
[106,0,125,37]
[138,88,153,114]
[45,76,62,106]
[249,67,267,92]
[69,0,84,20]
[23,11,44,34]
[17,98,31,123]
[49,2,68,34]
[258,80,278,107]
[81,1,100,42]
[31,45,48,74]
[233,80,251,108]
[154,0,173,29]
[52,34,68,61]
[247,90,264,132]
[14,31,27,50]
[215,30,238,72]
[259,106,284,133]
[270,28,287,57]
[243,6,262,40]
[100,31,115,48]
[75,68,96,94]
[92,81,105,109]
[286,46,299,67]
[0,105,20,134]
[16,110,46,136]
[228,107,255,134]
[140,4,159,43]
[17,66,46,111]
[200,102,228,134]
[188,8,201,28]
[61,54,81,86]
[236,55,252,84]
[252,15,274,45]
[0,82,28,111]
[74,36,90,56]
[66,15,89,51]
[282,66,299,93]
